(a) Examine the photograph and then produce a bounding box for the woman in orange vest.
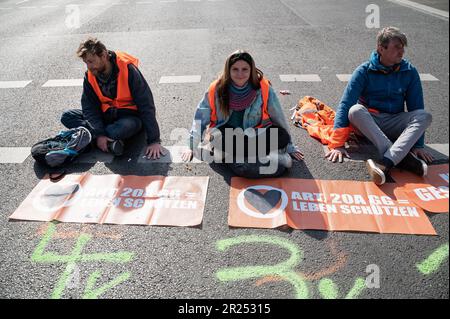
[182,50,304,177]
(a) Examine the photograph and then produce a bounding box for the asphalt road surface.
[0,0,448,301]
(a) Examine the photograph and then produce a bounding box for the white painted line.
[0,7,13,10]
[337,73,439,82]
[75,149,114,164]
[0,80,32,88]
[387,0,448,20]
[16,0,29,4]
[42,79,83,87]
[159,75,201,84]
[0,147,31,164]
[136,1,154,3]
[419,73,439,81]
[18,6,37,9]
[279,74,322,82]
[138,145,202,164]
[88,3,106,6]
[184,0,201,2]
[41,5,58,8]
[336,74,352,82]
[427,144,449,157]
[160,0,177,3]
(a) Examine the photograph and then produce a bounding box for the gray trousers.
[348,104,432,165]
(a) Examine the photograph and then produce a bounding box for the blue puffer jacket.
[333,51,425,148]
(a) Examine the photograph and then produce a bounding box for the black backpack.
[31,127,92,168]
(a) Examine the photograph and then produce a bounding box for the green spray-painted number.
[31,223,134,299]
[318,277,366,299]
[216,235,309,299]
[216,235,369,299]
[416,243,449,276]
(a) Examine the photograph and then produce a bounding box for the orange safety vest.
[87,51,139,113]
[208,78,272,128]
[292,96,352,149]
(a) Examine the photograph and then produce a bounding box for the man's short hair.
[377,27,408,48]
[76,37,107,58]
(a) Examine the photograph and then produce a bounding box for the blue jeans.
[61,109,142,141]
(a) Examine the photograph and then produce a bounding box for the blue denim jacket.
[188,85,299,153]
[334,51,426,148]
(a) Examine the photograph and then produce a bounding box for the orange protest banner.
[9,173,209,226]
[390,164,449,213]
[229,177,436,235]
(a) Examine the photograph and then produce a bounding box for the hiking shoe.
[366,159,388,185]
[107,140,124,156]
[396,152,428,177]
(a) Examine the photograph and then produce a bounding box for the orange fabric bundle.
[292,96,351,148]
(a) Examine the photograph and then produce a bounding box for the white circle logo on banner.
[237,185,288,219]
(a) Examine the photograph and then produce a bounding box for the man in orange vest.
[61,38,164,159]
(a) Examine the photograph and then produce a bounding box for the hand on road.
[325,147,350,163]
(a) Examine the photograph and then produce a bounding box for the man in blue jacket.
[325,27,433,185]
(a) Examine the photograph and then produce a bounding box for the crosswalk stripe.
[0,73,443,89]
[0,80,32,88]
[0,147,30,163]
[75,149,114,164]
[138,146,202,163]
[1,144,447,165]
[279,74,322,82]
[336,74,352,82]
[337,73,440,82]
[427,144,449,157]
[419,73,439,81]
[42,79,83,87]
[159,75,201,84]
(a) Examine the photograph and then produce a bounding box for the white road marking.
[387,0,449,20]
[75,149,114,164]
[337,73,440,82]
[419,73,439,81]
[0,80,32,88]
[159,75,201,84]
[427,144,449,157]
[279,74,322,82]
[42,79,83,87]
[138,145,202,163]
[0,147,31,164]
[336,74,352,82]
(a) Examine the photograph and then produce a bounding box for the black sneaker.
[366,159,389,185]
[396,152,428,177]
[107,140,124,156]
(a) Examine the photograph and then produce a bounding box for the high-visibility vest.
[292,96,351,149]
[208,78,272,128]
[87,51,139,113]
